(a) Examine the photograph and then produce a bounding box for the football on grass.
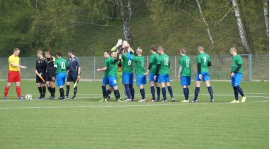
[25,94,32,100]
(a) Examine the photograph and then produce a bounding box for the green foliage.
[0,0,268,56]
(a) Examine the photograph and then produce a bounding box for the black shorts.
[46,73,55,82]
[67,71,78,83]
[36,73,46,84]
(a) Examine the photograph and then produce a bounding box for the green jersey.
[197,52,211,73]
[149,52,159,74]
[122,53,134,73]
[133,56,145,75]
[179,55,191,77]
[231,54,243,73]
[107,57,118,77]
[54,58,68,74]
[157,54,170,75]
[103,58,111,77]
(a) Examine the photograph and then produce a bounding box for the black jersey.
[46,56,56,76]
[36,57,47,73]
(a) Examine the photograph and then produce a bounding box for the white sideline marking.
[0,101,268,110]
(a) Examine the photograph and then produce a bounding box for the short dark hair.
[57,51,62,57]
[150,45,157,52]
[104,51,110,55]
[45,51,51,55]
[68,49,74,54]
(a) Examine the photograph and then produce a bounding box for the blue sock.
[194,87,200,100]
[140,88,145,99]
[235,86,245,97]
[129,84,135,99]
[233,86,238,100]
[156,87,160,100]
[150,86,156,100]
[102,86,106,98]
[183,88,189,100]
[162,87,166,100]
[124,84,131,99]
[167,86,174,98]
[207,86,214,100]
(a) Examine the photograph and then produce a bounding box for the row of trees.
[0,0,268,56]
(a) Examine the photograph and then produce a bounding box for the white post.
[248,54,252,81]
[174,56,177,80]
[93,56,96,81]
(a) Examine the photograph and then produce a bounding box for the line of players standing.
[97,39,246,103]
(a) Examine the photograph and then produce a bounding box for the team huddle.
[96,40,247,103]
[3,40,247,103]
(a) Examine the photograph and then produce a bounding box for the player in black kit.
[35,50,47,99]
[45,51,56,99]
[65,50,81,99]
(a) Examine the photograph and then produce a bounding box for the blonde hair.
[230,47,237,52]
[37,50,43,54]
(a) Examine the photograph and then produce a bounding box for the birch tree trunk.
[232,0,251,54]
[196,0,214,46]
[117,0,133,45]
[263,0,269,37]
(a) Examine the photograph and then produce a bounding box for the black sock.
[129,84,135,99]
[106,89,111,97]
[207,86,214,100]
[150,86,156,100]
[167,86,173,98]
[235,86,245,97]
[102,86,107,99]
[124,84,131,99]
[66,85,70,96]
[233,86,239,100]
[156,87,160,100]
[194,87,200,100]
[42,86,46,97]
[162,87,166,100]
[47,87,52,95]
[183,88,189,100]
[51,87,55,96]
[140,88,145,99]
[38,87,42,97]
[114,90,120,100]
[74,86,77,96]
[59,88,64,98]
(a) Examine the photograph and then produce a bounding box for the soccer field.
[0,80,268,149]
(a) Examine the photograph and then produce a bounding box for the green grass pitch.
[0,80,268,149]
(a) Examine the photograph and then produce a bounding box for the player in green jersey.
[154,46,174,102]
[97,51,113,102]
[229,47,246,103]
[192,45,214,103]
[178,48,191,102]
[127,47,147,102]
[106,52,122,102]
[121,42,135,101]
[144,45,161,102]
[54,51,69,100]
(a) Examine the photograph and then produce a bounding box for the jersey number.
[128,60,132,66]
[141,60,144,67]
[60,62,66,69]
[186,59,190,68]
[164,58,169,66]
[203,56,207,64]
